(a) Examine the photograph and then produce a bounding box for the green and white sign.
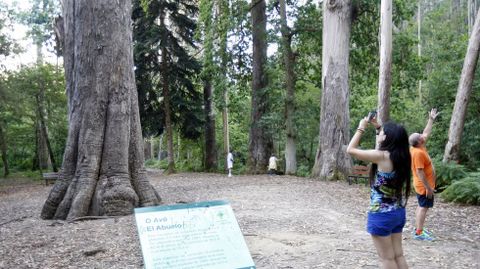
[134,200,256,269]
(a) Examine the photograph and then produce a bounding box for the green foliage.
[0,64,66,171]
[132,0,204,139]
[145,159,168,170]
[441,172,480,205]
[433,159,468,191]
[296,164,311,177]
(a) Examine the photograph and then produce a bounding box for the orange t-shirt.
[410,146,436,195]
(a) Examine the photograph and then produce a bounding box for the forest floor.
[0,170,479,269]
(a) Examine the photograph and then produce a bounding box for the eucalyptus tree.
[377,0,393,124]
[41,0,160,220]
[278,0,297,175]
[443,7,480,163]
[248,0,273,174]
[311,0,352,180]
[133,0,202,173]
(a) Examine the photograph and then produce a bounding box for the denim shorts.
[417,193,434,208]
[367,207,406,236]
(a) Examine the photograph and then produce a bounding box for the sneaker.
[413,230,434,241]
[412,228,433,236]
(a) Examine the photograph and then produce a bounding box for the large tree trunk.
[203,79,217,171]
[311,0,352,180]
[248,0,273,174]
[0,122,9,177]
[377,0,393,124]
[443,7,480,163]
[41,0,161,220]
[280,0,297,175]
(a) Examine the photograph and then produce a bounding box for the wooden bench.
[348,165,369,185]
[43,172,59,186]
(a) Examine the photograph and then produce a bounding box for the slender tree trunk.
[0,122,9,177]
[35,119,49,170]
[311,0,352,180]
[157,134,163,160]
[469,0,479,33]
[36,93,58,172]
[204,80,217,171]
[443,7,480,163]
[162,46,175,173]
[150,137,154,160]
[222,91,230,170]
[219,0,230,172]
[144,138,152,160]
[417,0,423,104]
[177,132,181,161]
[41,0,160,220]
[279,0,297,175]
[248,0,273,174]
[377,0,393,124]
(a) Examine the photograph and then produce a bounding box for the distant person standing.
[409,108,439,241]
[227,152,234,177]
[268,155,278,175]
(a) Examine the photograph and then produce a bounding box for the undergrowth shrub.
[433,159,468,191]
[441,171,480,205]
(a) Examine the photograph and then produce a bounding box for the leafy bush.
[433,159,468,191]
[144,159,168,169]
[441,172,480,205]
[296,164,310,177]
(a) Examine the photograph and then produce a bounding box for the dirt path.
[1,171,479,268]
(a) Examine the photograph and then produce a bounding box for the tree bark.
[222,90,230,170]
[162,46,176,173]
[41,0,161,220]
[280,0,297,175]
[248,0,273,174]
[0,122,9,177]
[36,93,58,172]
[417,0,423,104]
[468,0,479,33]
[157,134,163,160]
[443,7,480,163]
[311,0,352,180]
[204,79,217,171]
[377,0,393,124]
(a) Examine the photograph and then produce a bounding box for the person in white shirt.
[227,152,234,177]
[268,154,278,175]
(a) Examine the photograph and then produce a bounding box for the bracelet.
[356,128,365,133]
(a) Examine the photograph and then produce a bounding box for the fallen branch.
[0,215,29,226]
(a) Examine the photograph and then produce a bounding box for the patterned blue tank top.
[369,171,405,213]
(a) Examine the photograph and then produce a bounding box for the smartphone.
[368,110,377,121]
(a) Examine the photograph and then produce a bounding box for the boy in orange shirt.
[409,108,439,241]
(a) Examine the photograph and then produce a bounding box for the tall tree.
[311,0,352,180]
[377,0,393,124]
[198,0,218,171]
[279,0,297,175]
[41,0,160,220]
[248,0,273,174]
[443,7,480,163]
[133,0,202,173]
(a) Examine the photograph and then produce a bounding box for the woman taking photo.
[347,115,411,269]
